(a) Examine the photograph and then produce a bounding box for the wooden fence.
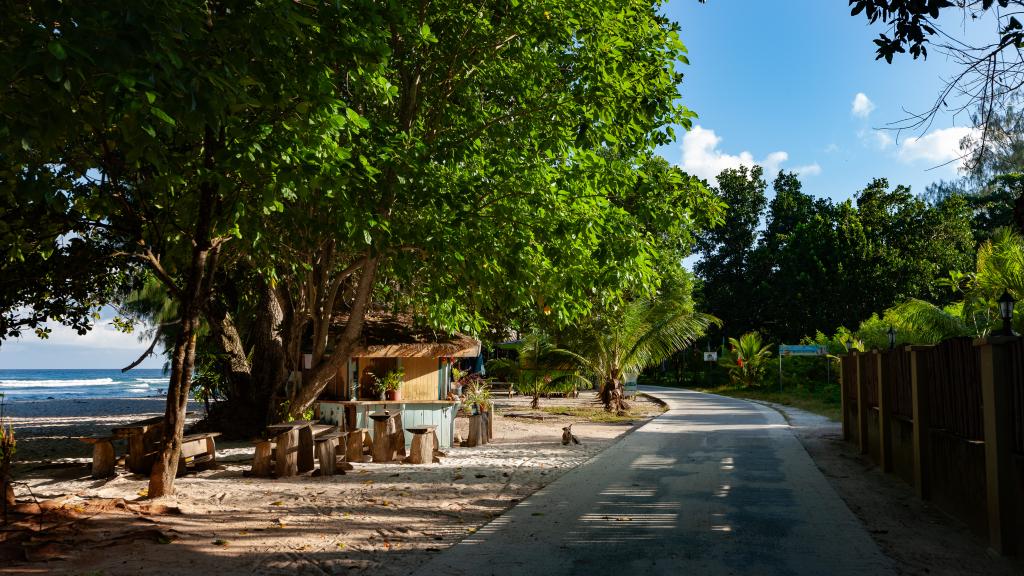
[840,335,1024,555]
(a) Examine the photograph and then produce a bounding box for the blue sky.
[0,1,995,369]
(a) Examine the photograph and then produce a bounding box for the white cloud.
[858,128,893,150]
[851,92,876,118]
[679,126,811,184]
[20,319,152,351]
[794,163,822,177]
[824,143,839,154]
[897,126,979,170]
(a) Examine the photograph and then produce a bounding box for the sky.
[0,1,999,369]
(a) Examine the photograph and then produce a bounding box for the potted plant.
[461,376,493,415]
[374,368,405,401]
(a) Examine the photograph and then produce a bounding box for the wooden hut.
[316,316,480,449]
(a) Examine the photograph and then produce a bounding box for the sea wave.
[0,378,117,388]
[135,378,168,384]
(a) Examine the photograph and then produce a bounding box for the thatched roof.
[332,314,480,358]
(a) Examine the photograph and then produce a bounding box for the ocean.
[0,369,169,401]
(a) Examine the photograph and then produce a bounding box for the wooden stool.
[315,431,343,476]
[78,436,116,479]
[369,411,398,463]
[251,439,274,477]
[346,427,367,462]
[404,426,438,464]
[274,428,300,478]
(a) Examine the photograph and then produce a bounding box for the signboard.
[778,344,826,357]
[703,352,718,362]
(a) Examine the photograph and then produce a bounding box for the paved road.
[413,386,894,576]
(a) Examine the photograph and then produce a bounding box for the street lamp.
[998,290,1016,337]
[887,326,896,350]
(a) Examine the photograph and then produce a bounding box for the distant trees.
[693,170,975,344]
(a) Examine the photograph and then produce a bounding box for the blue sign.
[779,344,827,356]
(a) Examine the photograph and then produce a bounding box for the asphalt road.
[412,386,894,576]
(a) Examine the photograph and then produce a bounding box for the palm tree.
[718,332,773,387]
[864,229,1024,344]
[500,332,589,409]
[562,295,719,413]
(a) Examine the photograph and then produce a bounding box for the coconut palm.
[562,295,719,413]
[487,332,589,409]
[862,229,1024,344]
[718,332,773,387]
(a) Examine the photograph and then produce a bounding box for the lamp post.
[998,290,1016,337]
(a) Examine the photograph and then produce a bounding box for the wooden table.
[264,421,338,477]
[368,411,405,463]
[112,416,165,473]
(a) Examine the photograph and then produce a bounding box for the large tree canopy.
[1,1,715,494]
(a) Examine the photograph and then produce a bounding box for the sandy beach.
[1,394,664,575]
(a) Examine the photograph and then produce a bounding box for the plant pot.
[385,389,402,402]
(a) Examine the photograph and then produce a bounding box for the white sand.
[2,394,663,575]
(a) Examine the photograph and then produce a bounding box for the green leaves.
[47,41,67,60]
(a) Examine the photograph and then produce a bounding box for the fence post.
[856,352,869,455]
[840,354,849,441]
[909,345,930,500]
[979,336,1017,555]
[877,351,892,473]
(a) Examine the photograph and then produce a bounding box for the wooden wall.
[402,356,439,401]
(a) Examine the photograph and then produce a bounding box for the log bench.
[78,436,117,479]
[177,432,220,474]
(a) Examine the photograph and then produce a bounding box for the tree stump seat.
[404,426,439,465]
[78,436,117,479]
[369,411,400,463]
[346,428,368,462]
[314,431,346,477]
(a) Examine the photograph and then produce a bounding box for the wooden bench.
[177,432,220,474]
[78,436,117,479]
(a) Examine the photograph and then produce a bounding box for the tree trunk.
[288,256,379,416]
[148,269,208,497]
[147,173,220,498]
[251,280,288,422]
[600,376,630,414]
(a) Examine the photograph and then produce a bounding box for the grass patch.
[694,384,841,421]
[537,406,659,423]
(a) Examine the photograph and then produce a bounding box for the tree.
[563,280,718,413]
[2,1,372,496]
[850,0,1024,144]
[694,166,768,336]
[198,0,709,424]
[717,332,773,387]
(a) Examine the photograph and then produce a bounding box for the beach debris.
[561,424,580,445]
